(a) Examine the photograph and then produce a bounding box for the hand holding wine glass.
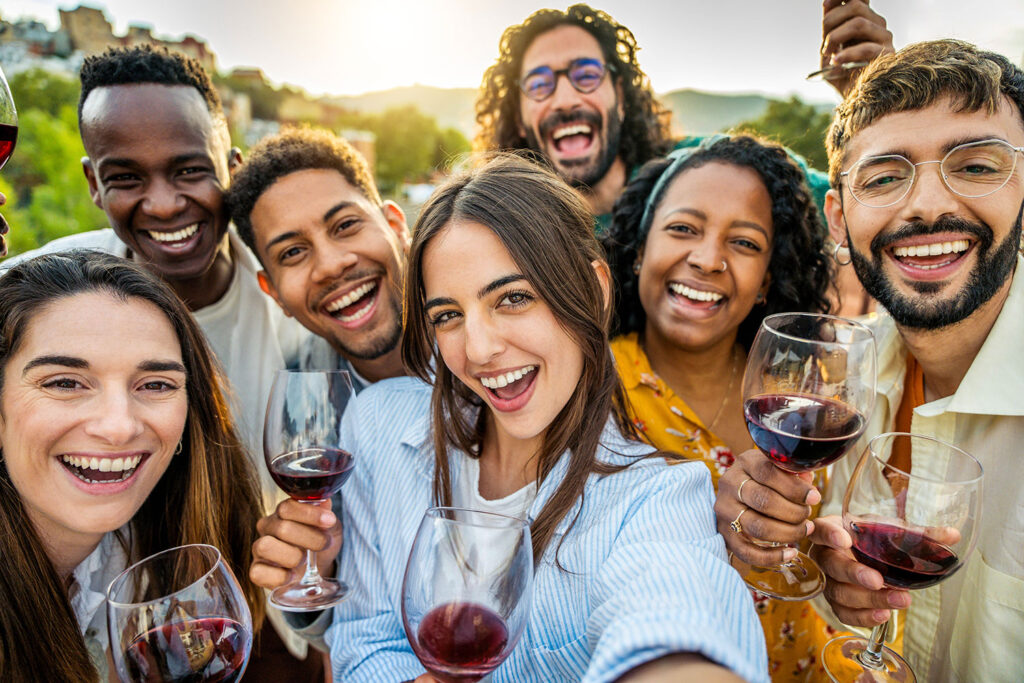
[107,544,253,683]
[732,312,876,600]
[821,433,983,683]
[402,507,533,683]
[263,369,354,611]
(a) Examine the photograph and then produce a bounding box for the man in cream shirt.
[716,39,1024,682]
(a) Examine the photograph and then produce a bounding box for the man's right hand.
[250,498,343,590]
[809,515,912,627]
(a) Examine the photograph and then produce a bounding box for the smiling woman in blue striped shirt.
[256,154,768,682]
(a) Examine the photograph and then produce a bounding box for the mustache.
[538,109,602,141]
[870,216,994,257]
[311,268,383,311]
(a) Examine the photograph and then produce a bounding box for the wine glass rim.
[106,543,223,607]
[425,505,529,528]
[761,312,875,344]
[867,431,983,484]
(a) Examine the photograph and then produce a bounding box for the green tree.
[9,67,80,115]
[736,95,833,170]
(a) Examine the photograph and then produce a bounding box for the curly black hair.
[604,135,834,350]
[474,4,673,172]
[78,44,223,124]
[227,127,381,263]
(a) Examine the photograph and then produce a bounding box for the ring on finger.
[729,508,747,534]
[737,477,753,505]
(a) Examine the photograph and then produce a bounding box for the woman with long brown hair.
[0,250,264,682]
[252,155,768,682]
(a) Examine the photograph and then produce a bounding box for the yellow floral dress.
[612,332,846,682]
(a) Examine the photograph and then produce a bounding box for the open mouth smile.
[59,453,146,484]
[887,237,974,278]
[322,279,380,326]
[550,122,595,157]
[668,282,726,310]
[479,365,539,411]
[144,223,202,251]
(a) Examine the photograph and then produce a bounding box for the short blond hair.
[827,39,1024,186]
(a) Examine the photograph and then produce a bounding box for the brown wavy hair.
[474,4,673,172]
[402,155,646,566]
[0,251,264,683]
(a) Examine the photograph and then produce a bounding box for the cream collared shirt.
[818,256,1024,682]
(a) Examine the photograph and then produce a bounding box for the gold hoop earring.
[833,241,853,266]
[174,441,183,455]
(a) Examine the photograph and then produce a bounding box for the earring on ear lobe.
[174,441,183,455]
[833,241,853,266]
[755,291,767,305]
[632,260,642,276]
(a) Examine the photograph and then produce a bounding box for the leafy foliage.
[735,95,833,171]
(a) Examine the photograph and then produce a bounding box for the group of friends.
[0,2,1021,682]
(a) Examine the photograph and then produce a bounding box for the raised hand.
[820,0,895,97]
[250,498,342,591]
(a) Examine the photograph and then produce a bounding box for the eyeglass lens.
[847,140,1021,207]
[521,59,606,101]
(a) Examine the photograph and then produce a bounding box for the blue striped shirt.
[327,377,768,682]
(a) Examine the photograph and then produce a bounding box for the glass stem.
[858,619,891,670]
[300,548,322,586]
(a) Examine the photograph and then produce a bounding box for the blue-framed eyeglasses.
[518,58,614,102]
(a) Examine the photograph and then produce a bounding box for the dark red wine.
[0,123,16,171]
[744,394,866,472]
[412,602,509,683]
[123,616,249,682]
[850,521,959,590]
[269,447,354,501]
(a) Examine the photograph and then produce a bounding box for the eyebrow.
[661,207,770,238]
[423,273,527,312]
[263,201,360,253]
[862,135,1010,161]
[22,355,185,376]
[96,152,211,173]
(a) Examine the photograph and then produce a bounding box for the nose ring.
[719,259,728,272]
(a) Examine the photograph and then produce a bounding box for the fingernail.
[805,520,815,536]
[320,511,336,525]
[872,609,891,623]
[889,592,911,608]
[831,530,845,546]
[857,568,877,586]
[782,547,798,562]
[805,489,821,505]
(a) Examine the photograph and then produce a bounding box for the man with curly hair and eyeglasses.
[474,2,894,233]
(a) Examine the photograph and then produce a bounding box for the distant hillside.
[325,85,832,139]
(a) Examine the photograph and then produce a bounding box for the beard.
[848,204,1023,330]
[332,293,403,361]
[523,104,622,190]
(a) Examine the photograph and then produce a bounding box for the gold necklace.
[706,345,741,434]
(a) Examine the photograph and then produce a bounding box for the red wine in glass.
[0,122,16,172]
[849,521,959,590]
[269,447,354,501]
[123,616,249,683]
[744,394,866,473]
[410,602,509,683]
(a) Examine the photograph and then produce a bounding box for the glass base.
[733,550,825,600]
[270,577,349,612]
[822,635,915,683]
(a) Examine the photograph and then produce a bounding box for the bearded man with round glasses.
[716,40,1024,683]
[474,3,893,231]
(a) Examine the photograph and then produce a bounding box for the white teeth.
[669,283,724,302]
[892,239,969,258]
[99,459,112,472]
[552,124,592,140]
[148,224,199,243]
[60,454,143,480]
[480,365,537,389]
[325,281,377,319]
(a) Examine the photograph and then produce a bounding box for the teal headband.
[638,134,728,235]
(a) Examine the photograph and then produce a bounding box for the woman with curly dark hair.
[604,135,841,682]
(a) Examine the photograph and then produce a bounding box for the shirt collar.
[611,332,647,391]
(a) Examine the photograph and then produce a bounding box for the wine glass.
[402,507,534,683]
[822,432,983,682]
[107,544,253,683]
[735,312,876,600]
[0,64,16,171]
[264,369,355,611]
[806,60,871,81]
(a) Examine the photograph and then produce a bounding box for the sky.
[3,0,1022,103]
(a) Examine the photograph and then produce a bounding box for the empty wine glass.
[735,312,876,600]
[107,543,253,683]
[822,432,983,683]
[0,64,16,171]
[402,507,534,683]
[264,369,355,611]
[806,60,871,81]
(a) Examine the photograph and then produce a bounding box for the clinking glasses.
[840,138,1024,208]
[518,58,614,102]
